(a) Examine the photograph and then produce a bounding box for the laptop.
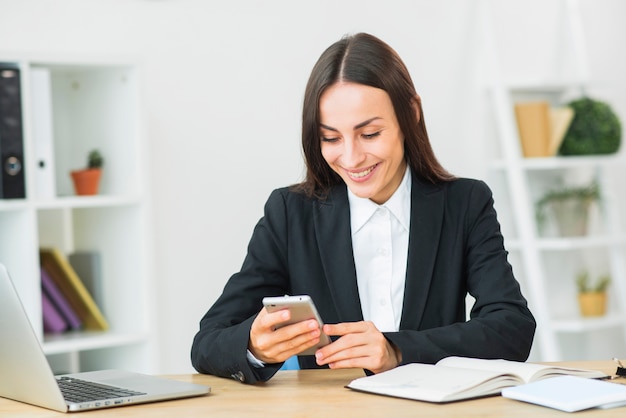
[0,263,210,412]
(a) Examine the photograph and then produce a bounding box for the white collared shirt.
[348,167,411,332]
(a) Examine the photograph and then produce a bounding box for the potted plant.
[535,181,600,237]
[70,150,104,195]
[576,271,610,317]
[558,97,622,156]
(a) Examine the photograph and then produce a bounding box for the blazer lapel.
[313,185,364,323]
[400,173,444,330]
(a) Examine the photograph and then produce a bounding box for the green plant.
[576,271,611,293]
[87,149,104,169]
[558,97,622,155]
[535,181,600,226]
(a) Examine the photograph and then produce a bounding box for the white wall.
[1,0,625,373]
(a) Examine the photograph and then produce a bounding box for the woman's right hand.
[248,307,322,364]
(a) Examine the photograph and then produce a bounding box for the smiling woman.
[191,32,535,385]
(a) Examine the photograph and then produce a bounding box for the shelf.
[505,236,626,251]
[0,195,142,212]
[0,54,153,373]
[502,78,585,92]
[552,313,626,333]
[34,195,143,210]
[43,330,150,355]
[538,236,626,250]
[0,200,30,212]
[490,154,625,171]
[483,0,626,361]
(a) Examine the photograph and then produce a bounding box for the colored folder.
[41,290,67,333]
[41,267,82,330]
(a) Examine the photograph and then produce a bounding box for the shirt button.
[380,299,387,306]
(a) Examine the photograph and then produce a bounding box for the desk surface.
[1,361,624,417]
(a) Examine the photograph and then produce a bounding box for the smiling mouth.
[347,164,378,179]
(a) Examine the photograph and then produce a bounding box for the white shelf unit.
[481,0,626,361]
[0,54,156,374]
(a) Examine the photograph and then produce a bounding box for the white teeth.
[348,166,375,179]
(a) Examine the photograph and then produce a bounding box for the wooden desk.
[1,361,624,417]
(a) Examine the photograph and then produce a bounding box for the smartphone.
[262,295,331,355]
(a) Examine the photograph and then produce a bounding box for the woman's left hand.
[314,321,401,374]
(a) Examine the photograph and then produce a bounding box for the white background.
[1,0,625,373]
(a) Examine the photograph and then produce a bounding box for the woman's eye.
[321,136,339,143]
[362,131,381,140]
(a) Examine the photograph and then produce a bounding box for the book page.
[347,363,521,403]
[437,357,606,382]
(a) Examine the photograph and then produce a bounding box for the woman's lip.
[345,163,379,181]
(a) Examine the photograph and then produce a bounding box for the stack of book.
[40,248,108,333]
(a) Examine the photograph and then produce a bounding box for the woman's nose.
[341,138,365,168]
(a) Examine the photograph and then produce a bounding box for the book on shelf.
[41,267,82,330]
[39,247,109,331]
[548,106,574,156]
[514,101,552,158]
[502,375,626,412]
[69,251,104,313]
[346,356,607,403]
[41,290,68,333]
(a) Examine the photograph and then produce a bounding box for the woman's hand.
[248,307,322,364]
[314,321,401,374]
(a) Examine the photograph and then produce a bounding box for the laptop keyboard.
[56,376,146,403]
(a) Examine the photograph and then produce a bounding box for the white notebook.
[502,376,626,412]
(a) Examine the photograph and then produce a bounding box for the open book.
[346,356,607,403]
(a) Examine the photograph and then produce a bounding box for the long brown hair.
[295,32,453,198]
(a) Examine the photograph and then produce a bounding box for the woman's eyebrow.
[354,117,381,130]
[320,117,382,132]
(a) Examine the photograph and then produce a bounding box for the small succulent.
[88,150,104,169]
[576,271,610,293]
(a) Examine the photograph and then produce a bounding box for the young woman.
[191,32,535,384]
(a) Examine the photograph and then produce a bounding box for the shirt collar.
[348,166,412,235]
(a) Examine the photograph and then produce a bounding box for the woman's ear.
[412,94,422,123]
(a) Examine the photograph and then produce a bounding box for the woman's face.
[319,82,406,205]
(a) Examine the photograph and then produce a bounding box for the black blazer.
[191,172,535,384]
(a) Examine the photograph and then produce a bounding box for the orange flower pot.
[70,168,102,195]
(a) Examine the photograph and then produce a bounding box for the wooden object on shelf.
[39,248,108,331]
[514,101,552,157]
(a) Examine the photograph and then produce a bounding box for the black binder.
[0,63,26,199]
